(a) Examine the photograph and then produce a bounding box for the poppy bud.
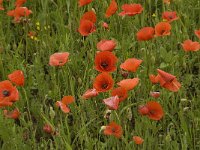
[150,91,160,98]
[49,107,55,119]
[120,70,129,78]
[133,136,144,145]
[102,22,109,29]
[43,124,53,134]
[138,105,149,115]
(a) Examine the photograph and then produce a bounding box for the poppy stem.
[22,87,31,121]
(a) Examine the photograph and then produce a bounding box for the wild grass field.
[0,0,200,149]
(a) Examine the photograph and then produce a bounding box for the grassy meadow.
[0,0,200,149]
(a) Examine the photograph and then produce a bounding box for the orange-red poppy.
[97,40,116,51]
[111,87,128,102]
[150,91,160,98]
[138,101,164,120]
[103,121,123,138]
[3,108,20,119]
[157,69,181,92]
[120,58,143,72]
[146,101,164,120]
[49,52,69,66]
[105,0,118,18]
[136,27,155,41]
[55,96,74,113]
[15,0,26,7]
[163,0,170,4]
[181,40,200,52]
[149,74,160,84]
[119,4,143,16]
[133,136,144,145]
[95,51,118,72]
[195,29,200,39]
[0,80,19,107]
[78,19,96,36]
[157,69,176,83]
[81,10,96,23]
[155,22,171,36]
[93,73,114,92]
[7,7,32,22]
[0,0,4,10]
[81,88,99,99]
[117,78,139,91]
[162,11,179,23]
[103,96,119,110]
[78,0,92,7]
[8,70,25,86]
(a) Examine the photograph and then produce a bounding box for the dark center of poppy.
[2,90,10,97]
[149,110,155,115]
[102,83,108,89]
[101,62,108,68]
[58,60,63,64]
[111,127,116,133]
[160,29,166,35]
[168,15,173,19]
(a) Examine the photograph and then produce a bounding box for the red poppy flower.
[8,70,25,86]
[155,22,171,36]
[119,4,143,16]
[95,51,118,72]
[103,121,123,138]
[15,0,26,7]
[133,136,144,145]
[105,0,118,18]
[102,22,109,29]
[162,11,179,23]
[157,69,176,83]
[117,78,139,91]
[81,10,96,23]
[163,0,170,4]
[138,101,164,120]
[49,52,69,66]
[149,74,160,84]
[157,69,181,92]
[97,40,116,51]
[0,0,4,10]
[146,101,164,120]
[78,19,96,36]
[3,108,20,119]
[103,96,119,110]
[120,58,143,72]
[136,27,155,41]
[150,91,160,98]
[111,87,128,102]
[0,80,19,107]
[7,7,32,22]
[81,88,99,99]
[55,96,74,113]
[93,73,114,92]
[78,0,92,7]
[195,29,200,39]
[181,40,200,52]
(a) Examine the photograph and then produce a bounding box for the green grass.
[0,0,200,149]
